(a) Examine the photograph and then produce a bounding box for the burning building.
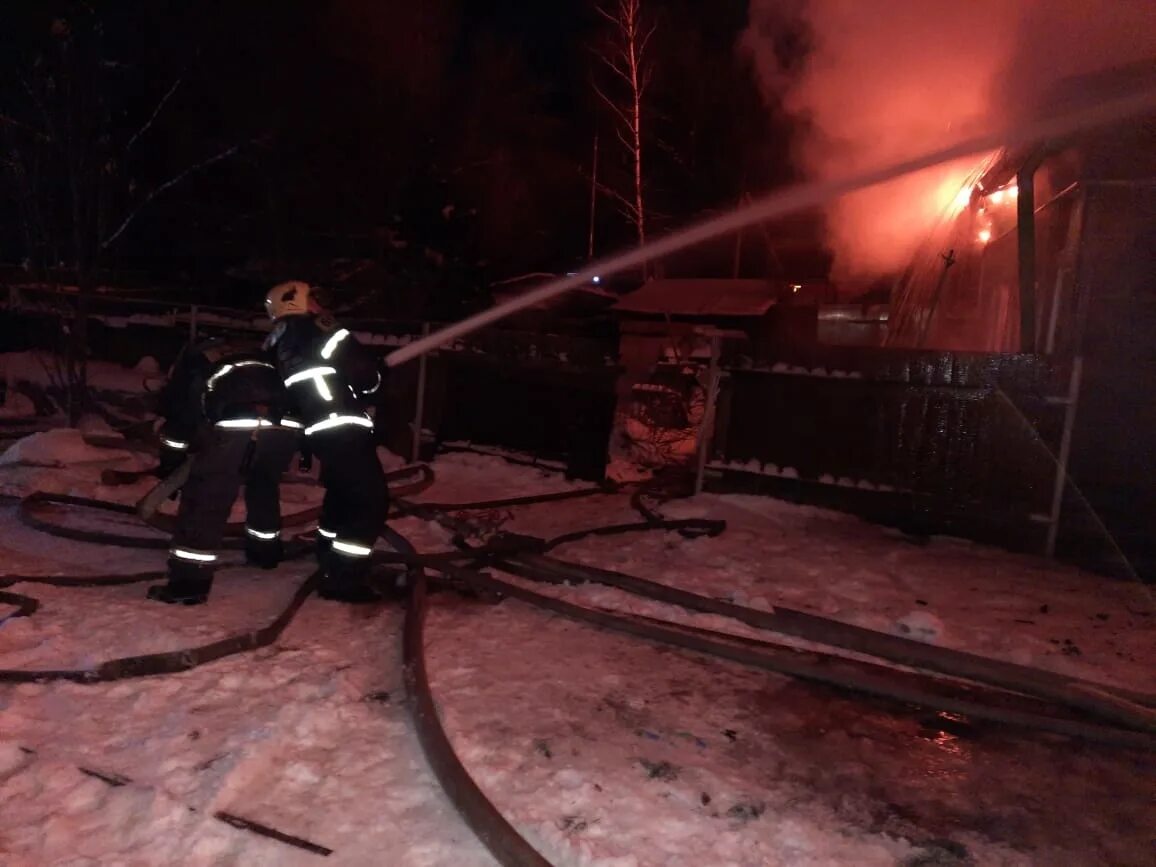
[714,24,1156,577]
[887,68,1156,359]
[879,62,1156,576]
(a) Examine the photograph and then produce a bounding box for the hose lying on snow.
[506,553,1156,732]
[4,475,1153,867]
[388,524,552,867]
[0,465,437,680]
[389,511,1156,867]
[16,464,436,551]
[0,572,319,684]
[418,560,1156,752]
[392,482,615,517]
[0,589,40,620]
[370,532,1156,748]
[18,492,315,551]
[400,489,1156,735]
[389,492,1156,731]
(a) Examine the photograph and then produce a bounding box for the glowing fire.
[939,157,997,218]
[952,184,974,211]
[987,185,1018,205]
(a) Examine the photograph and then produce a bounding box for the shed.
[611,278,818,365]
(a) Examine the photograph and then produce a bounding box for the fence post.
[693,336,722,496]
[189,304,199,343]
[1044,355,1084,557]
[1017,164,1039,352]
[411,322,431,463]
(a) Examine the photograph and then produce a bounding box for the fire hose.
[390,495,1156,867]
[4,478,1156,867]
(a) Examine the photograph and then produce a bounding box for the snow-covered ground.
[1,351,158,397]
[0,437,1153,866]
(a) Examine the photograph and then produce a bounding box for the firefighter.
[262,280,391,603]
[146,336,300,605]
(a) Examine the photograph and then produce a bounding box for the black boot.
[148,559,213,605]
[245,536,284,570]
[314,529,337,569]
[317,548,384,604]
[317,582,385,604]
[147,583,209,605]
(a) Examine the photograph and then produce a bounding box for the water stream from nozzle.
[385,84,1156,369]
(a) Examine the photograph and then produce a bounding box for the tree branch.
[126,76,183,152]
[0,113,50,142]
[638,22,657,60]
[100,142,242,251]
[598,52,631,85]
[17,71,56,140]
[591,79,633,131]
[615,202,640,225]
[595,179,636,215]
[594,3,620,27]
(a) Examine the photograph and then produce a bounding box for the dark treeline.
[0,0,814,317]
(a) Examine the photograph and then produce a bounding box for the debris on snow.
[1,447,1153,866]
[893,611,947,644]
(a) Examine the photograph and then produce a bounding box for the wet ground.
[738,676,1156,865]
[431,599,1156,866]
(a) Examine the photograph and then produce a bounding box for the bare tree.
[1,9,243,423]
[592,0,656,257]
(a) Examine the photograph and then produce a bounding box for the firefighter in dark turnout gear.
[263,281,389,603]
[147,336,300,605]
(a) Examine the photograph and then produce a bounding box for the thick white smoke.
[743,0,1156,285]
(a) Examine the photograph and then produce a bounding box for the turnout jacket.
[264,314,383,436]
[157,338,292,452]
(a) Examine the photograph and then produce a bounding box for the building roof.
[611,279,778,318]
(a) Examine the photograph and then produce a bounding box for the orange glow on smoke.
[744,0,1156,286]
[951,183,975,213]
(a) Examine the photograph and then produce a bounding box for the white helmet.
[265,280,313,320]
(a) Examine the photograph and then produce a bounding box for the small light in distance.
[592,275,601,284]
[791,284,802,293]
[977,228,992,244]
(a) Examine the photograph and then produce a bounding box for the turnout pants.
[165,426,299,597]
[307,425,389,592]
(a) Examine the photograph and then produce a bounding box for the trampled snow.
[0,439,1153,865]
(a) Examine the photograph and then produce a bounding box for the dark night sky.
[0,0,817,313]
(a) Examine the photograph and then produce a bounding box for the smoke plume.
[743,0,1156,284]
